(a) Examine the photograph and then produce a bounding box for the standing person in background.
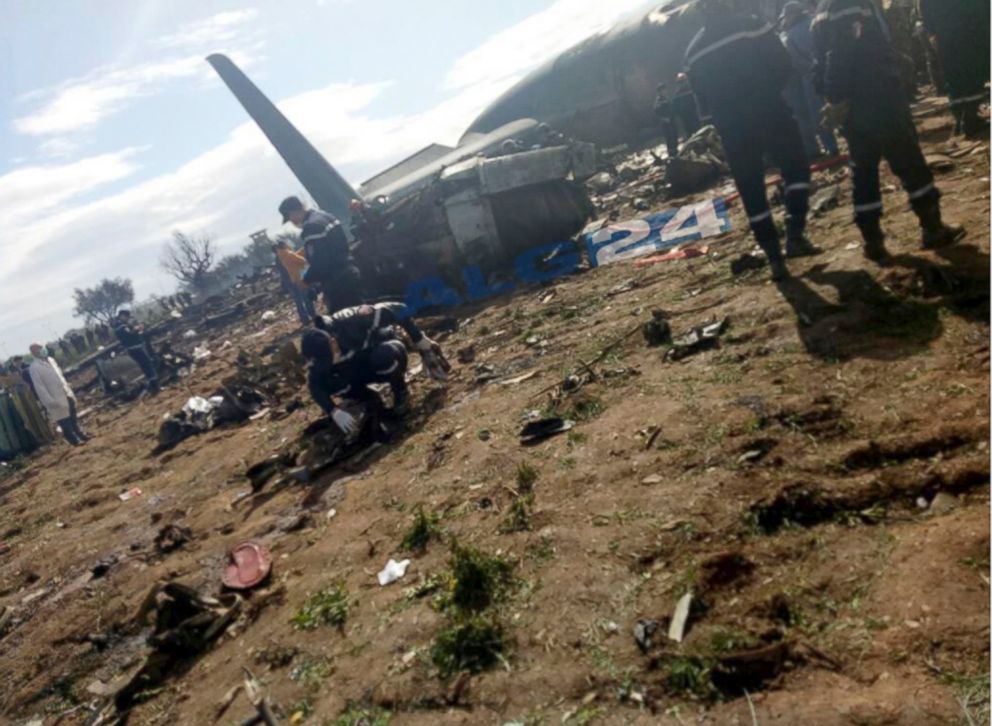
[918,0,990,139]
[653,83,681,158]
[27,343,88,446]
[112,310,160,395]
[780,2,840,158]
[0,363,53,447]
[278,196,365,315]
[812,0,966,261]
[670,73,702,139]
[685,0,821,282]
[273,239,317,325]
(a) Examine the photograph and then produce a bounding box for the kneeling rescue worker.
[301,302,449,438]
[811,0,965,261]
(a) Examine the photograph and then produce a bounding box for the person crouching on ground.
[300,302,449,439]
[27,343,89,446]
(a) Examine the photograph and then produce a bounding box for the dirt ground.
[0,109,988,726]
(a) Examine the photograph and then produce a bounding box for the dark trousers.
[57,398,87,446]
[289,286,317,324]
[661,118,679,158]
[720,103,811,257]
[938,35,989,136]
[321,266,365,315]
[343,340,409,404]
[128,346,160,393]
[845,108,938,233]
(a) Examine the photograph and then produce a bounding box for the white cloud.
[154,9,261,50]
[12,9,263,138]
[444,0,649,91]
[1,0,649,352]
[13,56,205,136]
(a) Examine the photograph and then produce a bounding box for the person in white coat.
[27,343,88,446]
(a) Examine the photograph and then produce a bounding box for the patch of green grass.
[431,616,506,678]
[400,505,441,554]
[500,493,534,534]
[566,430,588,448]
[289,698,314,722]
[525,535,556,562]
[292,583,349,631]
[709,628,760,653]
[666,656,716,698]
[516,462,538,492]
[403,573,445,601]
[939,670,990,725]
[559,397,606,423]
[290,658,331,691]
[573,706,604,725]
[327,705,391,726]
[445,544,515,613]
[960,555,991,572]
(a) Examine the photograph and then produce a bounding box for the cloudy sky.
[0,0,651,355]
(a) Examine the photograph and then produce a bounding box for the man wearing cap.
[278,196,364,315]
[301,302,449,438]
[684,0,821,282]
[112,309,160,395]
[27,343,88,446]
[812,0,965,261]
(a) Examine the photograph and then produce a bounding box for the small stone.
[929,492,957,515]
[641,474,663,486]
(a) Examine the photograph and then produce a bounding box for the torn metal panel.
[476,143,596,195]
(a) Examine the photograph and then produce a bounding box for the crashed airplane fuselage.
[464,1,705,149]
[463,0,784,148]
[207,54,596,302]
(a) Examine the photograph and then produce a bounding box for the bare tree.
[160,231,215,295]
[72,277,135,324]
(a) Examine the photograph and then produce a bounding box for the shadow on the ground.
[776,263,943,361]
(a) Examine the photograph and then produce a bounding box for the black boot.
[756,235,789,281]
[857,218,890,262]
[785,232,822,258]
[784,214,821,258]
[917,199,965,250]
[390,381,410,416]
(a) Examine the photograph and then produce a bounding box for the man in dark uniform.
[918,0,990,138]
[812,0,965,261]
[112,309,160,395]
[278,195,364,315]
[301,302,449,438]
[653,83,681,159]
[685,0,820,282]
[670,73,702,139]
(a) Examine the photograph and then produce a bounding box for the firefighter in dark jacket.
[278,195,364,314]
[918,0,990,139]
[653,83,681,159]
[112,309,160,395]
[685,0,820,282]
[301,302,449,437]
[812,0,965,261]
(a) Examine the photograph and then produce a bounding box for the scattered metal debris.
[518,418,575,445]
[668,592,693,643]
[665,318,729,362]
